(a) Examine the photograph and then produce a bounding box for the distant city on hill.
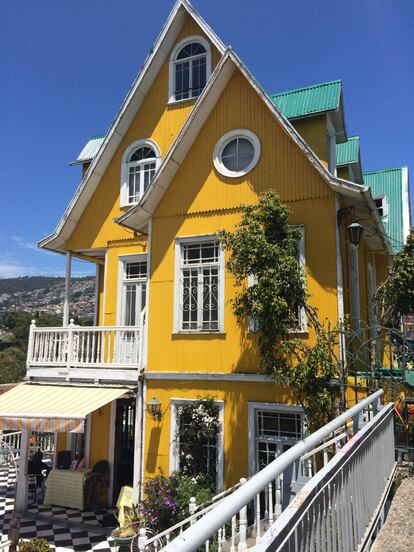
[0,276,95,318]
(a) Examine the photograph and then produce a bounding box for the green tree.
[376,229,414,327]
[220,191,339,431]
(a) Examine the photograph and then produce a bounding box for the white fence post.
[189,497,196,524]
[238,478,247,552]
[138,528,147,551]
[26,320,36,367]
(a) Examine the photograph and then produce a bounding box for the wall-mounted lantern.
[347,221,364,247]
[147,396,162,421]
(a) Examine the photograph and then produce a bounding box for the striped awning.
[0,383,130,433]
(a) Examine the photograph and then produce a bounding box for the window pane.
[183,242,219,265]
[221,137,254,172]
[125,284,137,326]
[128,166,140,203]
[126,261,147,280]
[143,162,156,193]
[182,268,198,330]
[191,57,206,97]
[202,266,218,330]
[175,61,190,100]
[129,146,155,162]
[176,42,206,60]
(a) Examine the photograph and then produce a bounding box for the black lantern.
[147,396,162,421]
[347,221,364,246]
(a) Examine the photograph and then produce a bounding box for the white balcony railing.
[26,320,143,372]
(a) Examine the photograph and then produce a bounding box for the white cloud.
[12,236,37,250]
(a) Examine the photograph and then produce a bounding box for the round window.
[213,130,260,178]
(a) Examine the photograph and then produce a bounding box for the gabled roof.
[117,50,391,255]
[38,0,226,253]
[336,136,360,166]
[271,80,341,119]
[363,167,411,253]
[69,135,105,166]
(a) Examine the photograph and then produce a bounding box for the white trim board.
[146,371,271,382]
[169,398,224,491]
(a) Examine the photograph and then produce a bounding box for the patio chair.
[85,460,110,509]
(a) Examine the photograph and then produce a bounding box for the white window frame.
[173,235,225,334]
[120,139,161,208]
[117,253,148,326]
[168,35,211,104]
[213,129,261,178]
[247,401,304,477]
[248,225,307,333]
[373,195,388,221]
[169,398,224,491]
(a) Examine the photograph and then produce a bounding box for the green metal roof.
[336,136,360,166]
[69,134,105,166]
[271,80,341,119]
[363,167,410,253]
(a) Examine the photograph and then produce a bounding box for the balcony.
[26,320,144,383]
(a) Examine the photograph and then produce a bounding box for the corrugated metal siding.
[71,135,105,165]
[271,80,341,119]
[65,17,222,251]
[155,71,331,219]
[363,168,404,253]
[336,136,359,166]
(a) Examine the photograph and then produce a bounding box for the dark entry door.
[113,398,136,503]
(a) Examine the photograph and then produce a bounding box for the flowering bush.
[177,399,221,487]
[140,472,214,533]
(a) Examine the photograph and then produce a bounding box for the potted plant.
[111,525,137,552]
[18,538,52,552]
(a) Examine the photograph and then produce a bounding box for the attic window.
[374,196,388,220]
[213,130,261,178]
[120,140,161,207]
[169,36,211,103]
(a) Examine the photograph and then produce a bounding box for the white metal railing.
[253,402,395,552]
[27,319,143,369]
[0,432,22,458]
[145,390,387,552]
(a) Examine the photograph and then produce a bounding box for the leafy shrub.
[141,472,214,533]
[18,538,52,552]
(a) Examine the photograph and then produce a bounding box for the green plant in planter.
[18,538,52,552]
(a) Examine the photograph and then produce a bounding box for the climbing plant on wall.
[219,190,340,432]
[176,399,221,488]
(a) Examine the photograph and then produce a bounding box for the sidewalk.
[371,475,414,552]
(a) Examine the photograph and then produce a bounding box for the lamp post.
[348,220,364,333]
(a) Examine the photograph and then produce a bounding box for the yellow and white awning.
[0,383,130,433]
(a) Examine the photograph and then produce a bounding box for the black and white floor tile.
[0,467,116,551]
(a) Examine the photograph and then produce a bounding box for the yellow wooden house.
[0,0,410,510]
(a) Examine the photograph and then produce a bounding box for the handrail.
[163,389,384,552]
[253,402,395,552]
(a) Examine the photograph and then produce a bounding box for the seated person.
[29,449,50,487]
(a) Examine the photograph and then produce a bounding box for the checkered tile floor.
[0,466,117,551]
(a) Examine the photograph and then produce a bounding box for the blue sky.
[1,0,413,278]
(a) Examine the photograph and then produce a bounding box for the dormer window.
[374,196,388,220]
[169,36,211,103]
[120,140,161,207]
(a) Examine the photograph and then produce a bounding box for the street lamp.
[347,221,364,246]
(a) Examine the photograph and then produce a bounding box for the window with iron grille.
[178,240,221,332]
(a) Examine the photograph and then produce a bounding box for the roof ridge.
[364,166,407,175]
[270,79,342,98]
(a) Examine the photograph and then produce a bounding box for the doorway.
[113,398,136,503]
